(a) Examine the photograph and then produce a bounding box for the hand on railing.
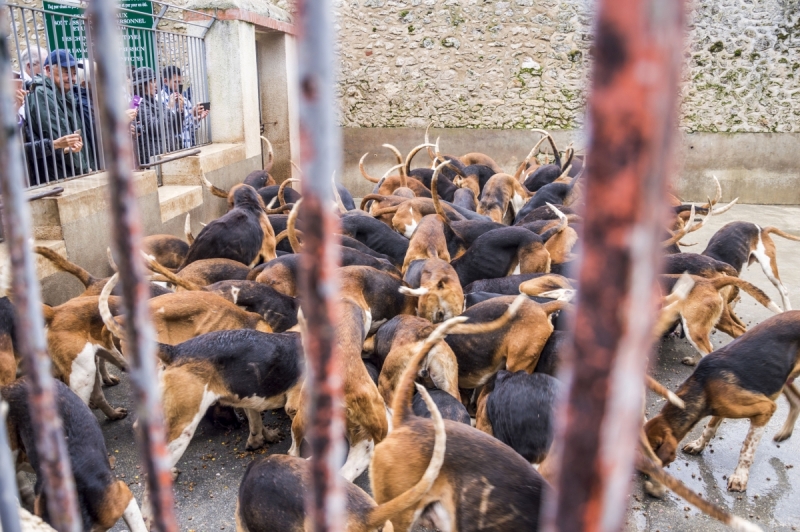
[53,133,83,154]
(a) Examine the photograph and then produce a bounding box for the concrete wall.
[342,127,800,203]
[37,154,261,306]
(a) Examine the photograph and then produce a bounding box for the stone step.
[158,185,203,222]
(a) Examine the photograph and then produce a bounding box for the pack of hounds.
[2,129,796,531]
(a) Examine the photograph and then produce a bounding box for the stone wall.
[334,0,800,133]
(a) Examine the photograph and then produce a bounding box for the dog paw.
[108,407,128,421]
[644,480,667,499]
[263,427,282,443]
[681,356,698,366]
[103,374,121,386]
[727,473,748,492]
[246,432,267,451]
[773,429,793,442]
[682,439,705,455]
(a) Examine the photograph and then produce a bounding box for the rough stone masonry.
[331,0,799,133]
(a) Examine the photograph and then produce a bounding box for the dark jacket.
[134,93,183,165]
[24,75,90,179]
[73,86,98,170]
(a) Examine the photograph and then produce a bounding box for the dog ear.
[399,286,429,297]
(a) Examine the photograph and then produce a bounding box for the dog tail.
[201,174,229,199]
[278,178,299,207]
[636,451,762,532]
[155,343,177,365]
[360,194,388,212]
[371,205,401,219]
[359,153,381,183]
[539,203,569,243]
[762,226,800,243]
[140,252,203,292]
[287,200,303,253]
[184,213,195,245]
[367,383,446,528]
[404,142,435,177]
[645,375,685,409]
[515,133,549,182]
[450,294,526,335]
[711,276,781,314]
[531,128,560,168]
[431,161,452,228]
[99,273,127,341]
[41,304,55,324]
[34,246,96,288]
[260,136,274,172]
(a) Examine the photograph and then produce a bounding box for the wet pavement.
[100,203,800,531]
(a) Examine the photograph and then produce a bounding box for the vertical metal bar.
[24,10,53,185]
[0,5,81,532]
[295,0,346,530]
[0,401,22,532]
[199,38,210,143]
[85,2,178,532]
[85,17,105,172]
[8,7,35,187]
[541,1,686,531]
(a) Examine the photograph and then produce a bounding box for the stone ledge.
[160,143,247,186]
[28,170,159,226]
[0,239,67,280]
[158,185,203,223]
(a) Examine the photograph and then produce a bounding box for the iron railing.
[0,0,696,531]
[6,1,214,189]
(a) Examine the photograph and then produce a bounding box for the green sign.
[43,0,156,69]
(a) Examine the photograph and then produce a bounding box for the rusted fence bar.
[295,0,347,530]
[0,4,81,531]
[85,1,177,531]
[542,1,686,531]
[0,401,22,532]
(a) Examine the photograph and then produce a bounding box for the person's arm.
[26,86,63,142]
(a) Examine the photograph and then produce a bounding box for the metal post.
[295,0,346,530]
[542,1,686,531]
[0,401,22,532]
[85,1,177,531]
[0,4,81,532]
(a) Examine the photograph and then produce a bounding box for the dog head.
[644,415,678,465]
[400,259,463,323]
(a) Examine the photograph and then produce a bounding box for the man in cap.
[24,49,89,181]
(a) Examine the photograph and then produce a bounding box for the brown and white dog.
[3,378,147,531]
[370,299,549,531]
[645,311,800,492]
[477,173,531,224]
[702,221,800,311]
[366,314,460,406]
[42,295,129,420]
[658,274,781,366]
[288,297,390,481]
[99,274,273,348]
[180,185,277,269]
[236,381,444,532]
[400,258,463,324]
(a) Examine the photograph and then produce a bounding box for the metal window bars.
[5,1,213,189]
[0,0,687,532]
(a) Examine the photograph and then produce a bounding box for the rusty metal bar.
[294,0,346,530]
[0,5,81,531]
[85,1,178,531]
[0,401,22,532]
[542,1,686,531]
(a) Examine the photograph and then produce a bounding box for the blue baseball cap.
[43,50,83,69]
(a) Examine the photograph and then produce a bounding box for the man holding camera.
[160,65,209,149]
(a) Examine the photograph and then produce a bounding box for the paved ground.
[99,203,800,531]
